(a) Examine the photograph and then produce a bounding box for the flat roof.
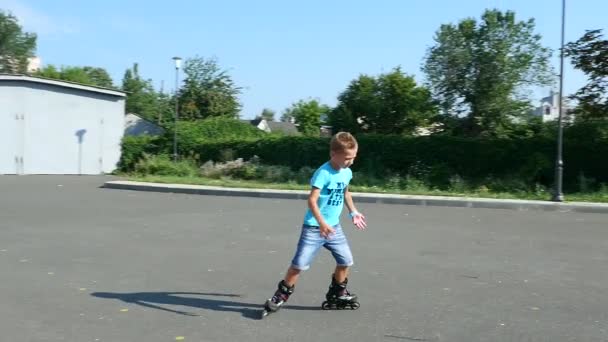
[0,74,126,97]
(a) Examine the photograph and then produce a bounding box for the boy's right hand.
[319,223,336,239]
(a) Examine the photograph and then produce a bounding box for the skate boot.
[261,280,294,318]
[321,274,360,310]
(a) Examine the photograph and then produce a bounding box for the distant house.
[242,118,271,133]
[242,118,300,136]
[533,91,572,122]
[0,74,126,175]
[320,125,333,137]
[267,121,300,136]
[124,113,165,136]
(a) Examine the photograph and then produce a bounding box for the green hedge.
[119,133,608,191]
[117,135,164,172]
[170,117,266,152]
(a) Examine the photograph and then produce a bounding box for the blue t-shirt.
[303,161,353,227]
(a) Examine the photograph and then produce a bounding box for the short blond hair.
[330,132,358,153]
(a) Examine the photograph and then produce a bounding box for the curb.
[102,180,608,214]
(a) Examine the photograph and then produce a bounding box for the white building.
[27,57,41,73]
[533,91,572,122]
[0,74,126,175]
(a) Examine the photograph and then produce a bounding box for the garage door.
[24,112,103,175]
[0,113,24,175]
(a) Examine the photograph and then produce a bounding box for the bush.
[198,157,307,183]
[119,129,608,193]
[133,154,198,177]
[188,134,608,192]
[169,117,266,152]
[118,135,163,172]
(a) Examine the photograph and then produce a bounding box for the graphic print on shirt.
[325,182,346,206]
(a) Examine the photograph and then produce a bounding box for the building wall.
[0,81,125,174]
[533,91,571,123]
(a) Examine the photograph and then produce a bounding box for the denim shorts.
[290,224,354,271]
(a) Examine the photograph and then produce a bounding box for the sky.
[1,0,606,119]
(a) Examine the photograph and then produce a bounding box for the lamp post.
[172,56,182,162]
[552,0,566,202]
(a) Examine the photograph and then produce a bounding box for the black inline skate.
[261,280,295,318]
[321,274,360,310]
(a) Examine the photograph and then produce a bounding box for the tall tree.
[564,29,608,120]
[257,108,276,121]
[36,65,115,88]
[122,63,159,122]
[283,99,330,136]
[0,10,37,73]
[328,68,437,135]
[178,56,242,120]
[82,66,113,88]
[423,9,554,137]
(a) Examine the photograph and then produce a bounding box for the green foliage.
[423,9,554,137]
[120,131,608,197]
[82,66,114,88]
[199,157,315,183]
[564,29,608,120]
[258,108,276,121]
[170,117,266,153]
[184,134,608,192]
[122,63,162,122]
[178,56,242,120]
[329,68,438,135]
[36,65,114,88]
[117,135,164,172]
[282,99,330,136]
[133,154,198,177]
[564,120,608,143]
[280,111,294,123]
[0,10,37,73]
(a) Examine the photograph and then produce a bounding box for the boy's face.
[331,147,358,169]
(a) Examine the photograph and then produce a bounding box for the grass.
[125,174,608,203]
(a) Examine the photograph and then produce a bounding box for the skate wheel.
[350,302,360,310]
[321,301,331,310]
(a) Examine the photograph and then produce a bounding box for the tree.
[36,65,115,88]
[178,56,242,120]
[155,90,173,125]
[280,111,294,123]
[328,68,437,135]
[564,29,608,120]
[83,67,113,88]
[283,99,330,136]
[257,108,276,121]
[423,9,554,138]
[122,63,160,122]
[0,11,37,73]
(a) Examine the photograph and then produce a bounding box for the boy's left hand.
[351,212,367,230]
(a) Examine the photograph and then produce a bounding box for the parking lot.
[1,176,607,342]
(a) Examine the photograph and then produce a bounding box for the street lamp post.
[172,56,182,162]
[552,0,566,202]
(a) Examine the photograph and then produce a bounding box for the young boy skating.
[262,132,367,317]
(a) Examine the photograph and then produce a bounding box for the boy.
[262,132,367,317]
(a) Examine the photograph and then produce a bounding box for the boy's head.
[330,132,358,169]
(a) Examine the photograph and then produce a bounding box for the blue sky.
[1,0,606,119]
